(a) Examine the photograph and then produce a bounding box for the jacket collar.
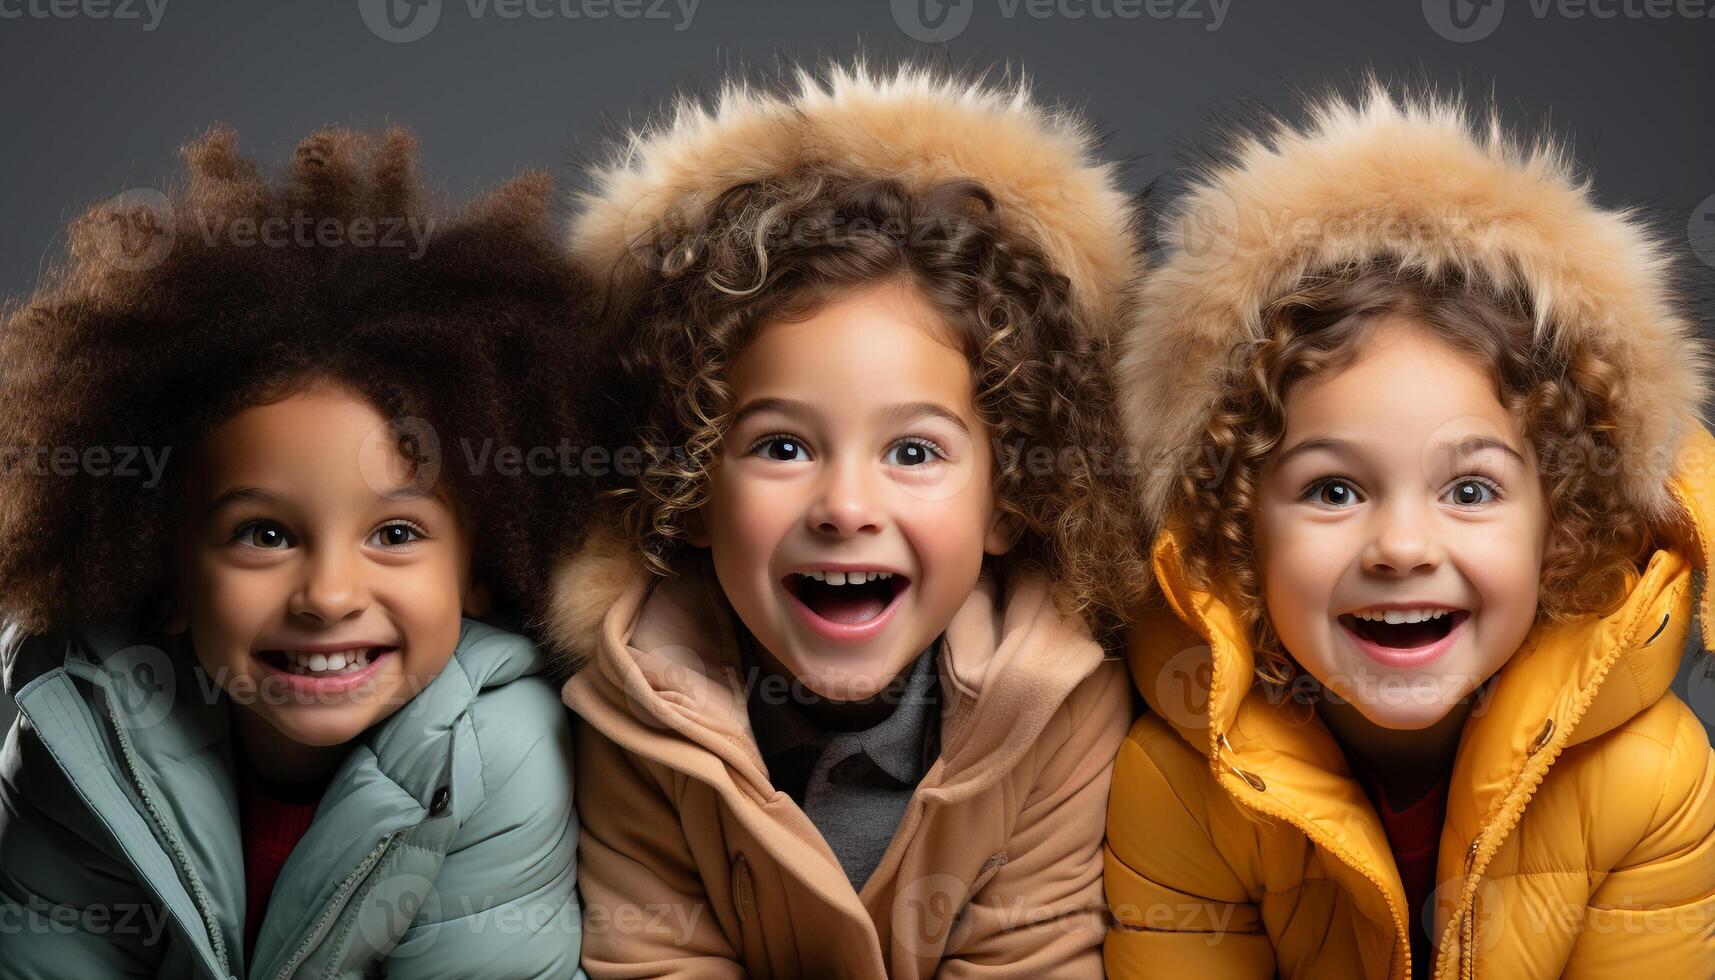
[549,522,1107,800]
[746,636,941,789]
[549,521,1109,925]
[3,616,541,979]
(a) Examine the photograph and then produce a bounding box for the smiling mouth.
[781,571,910,626]
[256,646,396,677]
[1337,610,1469,649]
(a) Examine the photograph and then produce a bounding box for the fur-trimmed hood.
[1119,86,1709,529]
[569,61,1142,334]
[542,520,637,673]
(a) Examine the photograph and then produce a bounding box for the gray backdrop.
[2,0,1712,736]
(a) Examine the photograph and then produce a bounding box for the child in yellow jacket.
[545,64,1147,978]
[1106,89,1715,978]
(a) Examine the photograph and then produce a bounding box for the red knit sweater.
[1353,764,1453,980]
[237,767,320,962]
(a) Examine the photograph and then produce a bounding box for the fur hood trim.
[569,61,1142,334]
[543,521,638,673]
[1119,86,1708,528]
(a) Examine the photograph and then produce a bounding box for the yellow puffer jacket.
[1104,427,1715,979]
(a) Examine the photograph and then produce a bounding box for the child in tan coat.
[545,64,1147,978]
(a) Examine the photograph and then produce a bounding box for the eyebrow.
[1273,435,1526,470]
[729,397,971,435]
[202,482,437,519]
[203,486,283,519]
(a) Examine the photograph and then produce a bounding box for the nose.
[288,548,368,623]
[806,458,884,538]
[1361,499,1443,575]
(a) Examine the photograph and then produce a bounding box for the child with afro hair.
[0,125,593,979]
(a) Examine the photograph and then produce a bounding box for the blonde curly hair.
[1174,263,1653,684]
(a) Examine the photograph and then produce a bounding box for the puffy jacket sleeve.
[385,677,587,980]
[1562,695,1715,978]
[936,660,1133,978]
[572,715,746,979]
[1102,712,1276,979]
[0,714,165,979]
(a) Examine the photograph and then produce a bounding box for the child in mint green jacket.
[0,124,592,979]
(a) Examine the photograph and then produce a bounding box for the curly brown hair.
[1175,263,1653,684]
[0,125,594,634]
[587,171,1148,635]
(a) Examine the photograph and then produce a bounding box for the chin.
[1360,705,1453,731]
[790,649,912,701]
[1346,684,1464,731]
[264,711,375,748]
[794,665,886,701]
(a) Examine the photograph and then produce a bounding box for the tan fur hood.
[543,521,637,674]
[569,62,1142,334]
[1119,86,1710,529]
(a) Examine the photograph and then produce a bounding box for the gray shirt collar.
[745,637,941,787]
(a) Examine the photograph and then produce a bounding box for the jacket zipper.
[1458,836,1480,979]
[98,684,235,980]
[1212,729,1412,980]
[272,831,405,980]
[1443,603,1667,979]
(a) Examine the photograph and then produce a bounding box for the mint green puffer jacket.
[0,617,584,979]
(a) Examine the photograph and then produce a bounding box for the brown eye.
[368,522,424,548]
[886,439,941,467]
[1308,479,1359,508]
[749,434,809,462]
[1446,479,1497,507]
[234,521,292,549]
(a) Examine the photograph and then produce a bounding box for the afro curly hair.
[0,124,596,635]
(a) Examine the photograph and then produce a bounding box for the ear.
[462,579,493,618]
[162,596,188,635]
[685,507,712,549]
[983,507,1019,557]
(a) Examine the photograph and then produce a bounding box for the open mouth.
[256,646,395,678]
[782,570,910,627]
[1337,610,1468,650]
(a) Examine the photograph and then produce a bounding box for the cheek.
[364,567,467,700]
[1455,525,1545,636]
[700,473,793,626]
[187,562,274,643]
[902,491,991,596]
[388,551,472,631]
[1255,515,1350,656]
[707,473,796,569]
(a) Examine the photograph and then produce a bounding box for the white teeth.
[278,648,376,675]
[795,570,895,586]
[1353,609,1451,624]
